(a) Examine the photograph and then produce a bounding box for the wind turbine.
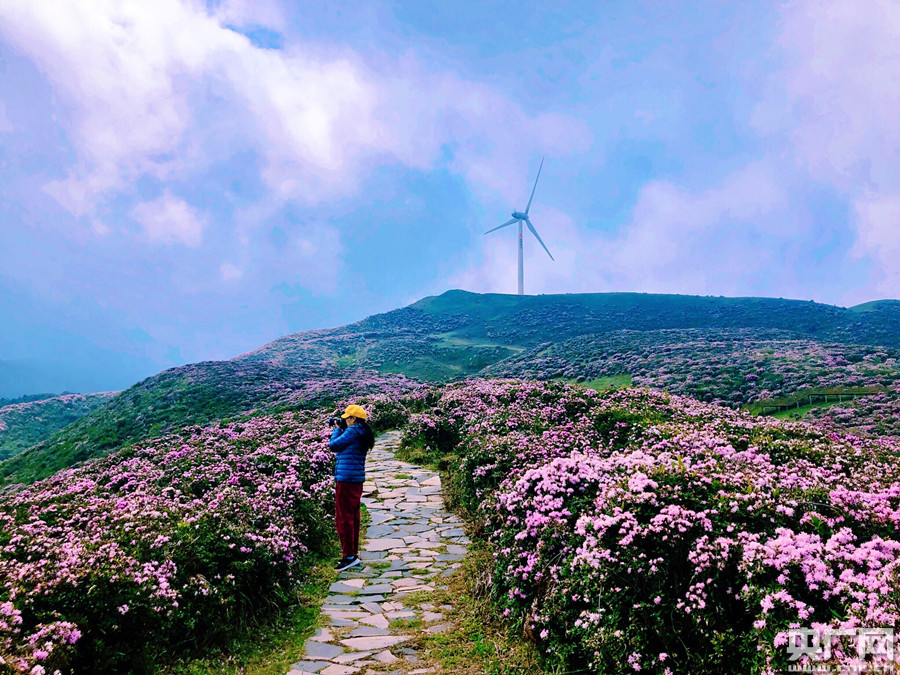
[484,157,553,295]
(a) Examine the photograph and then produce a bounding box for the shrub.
[0,411,334,674]
[402,379,900,674]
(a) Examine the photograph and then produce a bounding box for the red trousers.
[335,481,363,558]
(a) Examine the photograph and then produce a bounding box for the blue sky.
[1,0,899,393]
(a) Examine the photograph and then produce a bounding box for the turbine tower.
[484,157,553,295]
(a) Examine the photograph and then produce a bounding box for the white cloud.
[763,0,900,192]
[0,0,591,217]
[607,161,786,285]
[288,222,342,295]
[756,0,900,297]
[131,191,205,247]
[851,194,900,294]
[212,0,286,32]
[220,262,243,281]
[0,102,13,132]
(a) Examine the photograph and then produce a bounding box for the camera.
[328,416,346,430]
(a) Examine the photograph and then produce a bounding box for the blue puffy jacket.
[329,424,369,483]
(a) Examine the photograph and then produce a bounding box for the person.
[329,404,375,571]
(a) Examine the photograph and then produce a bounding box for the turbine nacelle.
[511,211,527,220]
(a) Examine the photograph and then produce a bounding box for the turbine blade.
[524,156,544,215]
[484,218,517,234]
[525,217,554,260]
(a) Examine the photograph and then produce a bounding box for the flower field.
[0,364,422,486]
[483,329,900,408]
[0,409,339,674]
[401,379,900,673]
[4,369,899,674]
[803,384,900,438]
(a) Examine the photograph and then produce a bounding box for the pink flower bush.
[804,384,900,438]
[0,409,338,673]
[483,330,900,408]
[402,379,900,673]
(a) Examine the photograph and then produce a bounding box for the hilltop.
[239,290,900,380]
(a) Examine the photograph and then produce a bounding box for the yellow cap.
[341,404,368,420]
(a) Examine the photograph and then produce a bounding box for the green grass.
[746,386,884,416]
[334,353,361,367]
[556,374,632,391]
[389,617,423,630]
[770,399,843,420]
[405,543,553,675]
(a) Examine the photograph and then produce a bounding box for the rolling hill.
[238,291,900,380]
[4,290,900,485]
[0,392,117,460]
[0,361,419,484]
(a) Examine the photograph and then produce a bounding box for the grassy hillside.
[239,290,900,381]
[5,290,900,486]
[482,327,900,406]
[0,392,116,460]
[0,361,419,485]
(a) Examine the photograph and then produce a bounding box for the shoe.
[335,555,361,571]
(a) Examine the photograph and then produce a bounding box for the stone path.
[287,430,470,675]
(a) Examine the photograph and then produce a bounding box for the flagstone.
[289,661,332,673]
[358,551,387,560]
[365,538,406,551]
[384,610,417,620]
[332,651,373,664]
[373,650,399,664]
[358,584,393,595]
[322,609,369,619]
[329,581,364,594]
[323,595,359,605]
[303,641,344,660]
[328,617,358,627]
[309,627,335,642]
[359,613,390,629]
[340,636,409,650]
[363,525,395,538]
[320,665,360,675]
